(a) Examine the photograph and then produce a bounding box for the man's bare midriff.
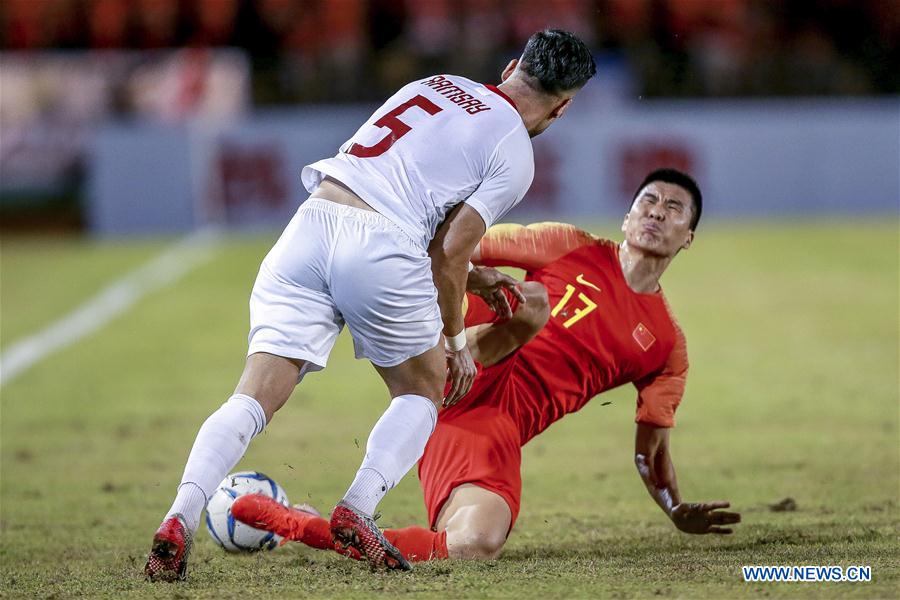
[312,176,376,212]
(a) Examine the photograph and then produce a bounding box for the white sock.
[165,393,267,532]
[342,394,437,516]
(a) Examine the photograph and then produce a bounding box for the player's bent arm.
[634,422,741,535]
[429,203,487,405]
[473,222,597,271]
[430,203,488,338]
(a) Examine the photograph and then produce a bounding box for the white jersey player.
[145,29,596,578]
[303,74,534,249]
[251,74,534,378]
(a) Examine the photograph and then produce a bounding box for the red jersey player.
[233,168,741,563]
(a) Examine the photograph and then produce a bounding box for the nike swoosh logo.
[576,273,601,292]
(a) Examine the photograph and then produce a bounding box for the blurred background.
[0,0,897,233]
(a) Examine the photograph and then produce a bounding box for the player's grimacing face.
[621,182,694,256]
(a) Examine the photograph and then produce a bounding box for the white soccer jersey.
[301,74,534,248]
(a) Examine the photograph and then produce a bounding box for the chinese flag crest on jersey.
[632,323,656,351]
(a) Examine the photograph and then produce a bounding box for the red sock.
[384,527,449,562]
[284,513,334,551]
[276,514,447,563]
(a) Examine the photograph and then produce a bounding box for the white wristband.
[444,330,467,351]
[467,261,475,272]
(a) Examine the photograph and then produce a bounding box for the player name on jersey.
[421,75,492,115]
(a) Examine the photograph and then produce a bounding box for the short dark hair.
[633,168,703,231]
[519,29,596,95]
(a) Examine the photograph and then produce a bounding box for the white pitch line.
[0,228,222,387]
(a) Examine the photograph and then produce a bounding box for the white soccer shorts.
[248,198,442,371]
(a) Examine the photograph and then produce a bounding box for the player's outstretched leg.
[233,494,447,563]
[144,353,301,581]
[235,483,510,563]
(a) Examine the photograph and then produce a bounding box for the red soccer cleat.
[144,514,193,582]
[330,501,411,571]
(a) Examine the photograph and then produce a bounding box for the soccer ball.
[205,471,289,552]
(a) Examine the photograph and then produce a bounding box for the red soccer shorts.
[419,346,524,531]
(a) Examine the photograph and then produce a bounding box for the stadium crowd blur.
[2,0,897,104]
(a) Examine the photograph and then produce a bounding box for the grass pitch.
[1,221,897,598]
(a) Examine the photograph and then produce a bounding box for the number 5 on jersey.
[348,95,443,158]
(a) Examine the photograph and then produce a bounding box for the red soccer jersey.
[473,222,688,442]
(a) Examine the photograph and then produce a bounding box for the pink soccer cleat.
[144,514,193,582]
